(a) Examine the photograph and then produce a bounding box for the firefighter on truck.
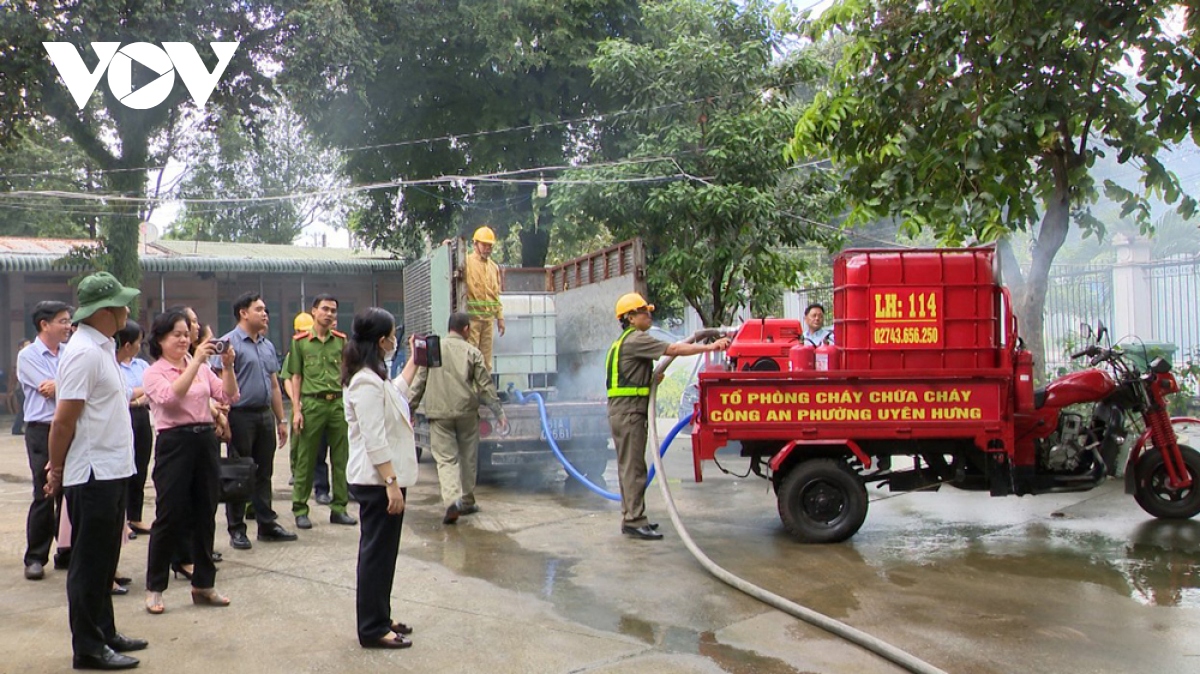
[465,226,505,372]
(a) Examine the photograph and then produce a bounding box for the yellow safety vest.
[606,328,650,398]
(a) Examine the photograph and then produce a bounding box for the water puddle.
[403,515,809,671]
[865,519,1200,608]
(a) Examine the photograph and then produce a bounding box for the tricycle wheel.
[776,459,867,543]
[1134,444,1200,520]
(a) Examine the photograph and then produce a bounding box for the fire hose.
[518,328,949,674]
[506,387,673,501]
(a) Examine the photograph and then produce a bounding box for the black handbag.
[217,457,256,504]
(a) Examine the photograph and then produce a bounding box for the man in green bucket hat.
[45,271,147,670]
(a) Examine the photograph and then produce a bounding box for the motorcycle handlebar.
[1071,345,1101,360]
[1070,345,1117,367]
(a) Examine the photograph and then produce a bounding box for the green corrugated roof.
[0,255,91,273]
[0,238,406,274]
[150,240,395,261]
[140,256,406,274]
[146,240,406,273]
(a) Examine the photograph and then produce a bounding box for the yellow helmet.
[472,226,496,244]
[615,292,655,319]
[293,312,314,333]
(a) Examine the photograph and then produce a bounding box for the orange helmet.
[293,312,314,333]
[614,292,654,319]
[472,226,496,244]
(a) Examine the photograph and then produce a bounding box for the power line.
[0,156,687,206]
[0,164,168,181]
[779,210,918,249]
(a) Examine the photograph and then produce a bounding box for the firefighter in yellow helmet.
[465,226,504,371]
[293,312,314,334]
[606,293,729,540]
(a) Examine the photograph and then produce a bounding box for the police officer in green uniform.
[607,293,728,540]
[280,313,332,505]
[285,295,357,529]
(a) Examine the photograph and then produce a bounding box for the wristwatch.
[385,475,397,485]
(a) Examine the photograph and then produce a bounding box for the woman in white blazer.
[342,307,418,649]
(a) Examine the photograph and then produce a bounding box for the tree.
[279,0,641,262]
[788,0,1199,372]
[168,99,357,244]
[0,119,101,239]
[0,1,288,286]
[550,0,835,326]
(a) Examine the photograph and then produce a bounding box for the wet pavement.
[2,420,1199,673]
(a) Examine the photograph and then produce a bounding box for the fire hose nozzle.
[691,327,734,342]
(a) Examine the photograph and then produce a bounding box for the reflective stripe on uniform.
[467,299,503,317]
[606,328,650,398]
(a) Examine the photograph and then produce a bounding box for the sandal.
[191,588,231,607]
[390,621,414,635]
[145,591,165,615]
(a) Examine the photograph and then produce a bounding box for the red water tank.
[815,342,838,371]
[789,342,815,371]
[833,247,1000,371]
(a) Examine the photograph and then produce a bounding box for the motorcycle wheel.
[1134,444,1200,519]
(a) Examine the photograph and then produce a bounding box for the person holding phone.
[342,308,419,649]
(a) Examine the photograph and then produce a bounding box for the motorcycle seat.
[1033,387,1047,410]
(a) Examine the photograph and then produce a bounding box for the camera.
[413,334,441,367]
[211,338,232,355]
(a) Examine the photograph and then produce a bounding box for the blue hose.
[510,388,691,500]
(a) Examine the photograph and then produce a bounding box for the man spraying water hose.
[606,293,729,540]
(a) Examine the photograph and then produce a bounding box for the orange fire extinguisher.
[789,341,815,371]
[815,338,838,371]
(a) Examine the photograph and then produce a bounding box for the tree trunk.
[1016,156,1072,381]
[518,228,550,268]
[105,169,144,292]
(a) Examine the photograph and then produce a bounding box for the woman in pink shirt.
[141,308,239,614]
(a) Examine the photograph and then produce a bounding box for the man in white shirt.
[45,272,147,671]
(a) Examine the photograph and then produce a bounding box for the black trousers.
[126,408,154,523]
[24,422,59,566]
[226,407,278,533]
[350,484,406,645]
[146,425,219,592]
[65,475,127,657]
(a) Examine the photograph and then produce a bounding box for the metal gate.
[1151,256,1200,365]
[1043,265,1113,374]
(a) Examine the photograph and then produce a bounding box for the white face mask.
[382,337,397,363]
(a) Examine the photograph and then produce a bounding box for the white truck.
[402,238,649,479]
